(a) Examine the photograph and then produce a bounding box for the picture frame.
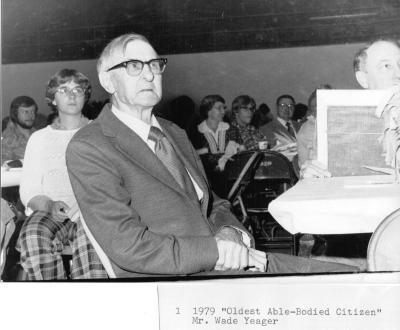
[316,89,390,177]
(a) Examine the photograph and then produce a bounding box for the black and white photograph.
[1,1,399,329]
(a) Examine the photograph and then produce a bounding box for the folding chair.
[245,150,298,255]
[223,151,263,232]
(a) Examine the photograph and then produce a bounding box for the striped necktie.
[148,126,198,202]
[286,121,296,138]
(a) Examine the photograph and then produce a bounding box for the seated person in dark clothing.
[196,95,244,197]
[251,103,273,128]
[167,95,203,148]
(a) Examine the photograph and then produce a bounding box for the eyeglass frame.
[107,58,168,76]
[239,106,256,113]
[278,103,295,109]
[55,86,86,97]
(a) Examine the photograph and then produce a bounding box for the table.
[268,175,400,235]
[1,168,22,187]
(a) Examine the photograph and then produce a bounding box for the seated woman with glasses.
[17,69,107,280]
[228,95,270,151]
[196,95,245,196]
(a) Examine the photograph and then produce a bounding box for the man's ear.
[355,70,369,89]
[99,71,116,94]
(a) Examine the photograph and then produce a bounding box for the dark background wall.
[2,0,399,118]
[3,0,400,64]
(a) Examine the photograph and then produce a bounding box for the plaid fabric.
[70,218,108,279]
[17,210,108,280]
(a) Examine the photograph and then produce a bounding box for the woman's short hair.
[45,69,91,111]
[199,95,225,119]
[231,95,256,114]
[10,96,38,123]
[97,33,150,73]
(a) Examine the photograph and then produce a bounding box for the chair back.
[367,208,400,271]
[254,150,297,186]
[226,151,263,203]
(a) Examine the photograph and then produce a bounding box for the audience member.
[168,95,202,148]
[260,94,300,149]
[297,84,332,168]
[229,95,270,151]
[292,102,308,123]
[259,94,300,175]
[251,103,272,128]
[65,33,357,278]
[1,96,38,164]
[196,94,244,196]
[17,69,107,280]
[302,38,400,178]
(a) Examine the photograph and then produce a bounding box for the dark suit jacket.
[66,105,250,277]
[259,118,300,146]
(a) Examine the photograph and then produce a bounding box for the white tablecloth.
[1,168,22,187]
[268,175,400,235]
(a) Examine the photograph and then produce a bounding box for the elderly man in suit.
[66,33,357,278]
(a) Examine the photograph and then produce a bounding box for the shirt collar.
[277,117,290,127]
[111,105,162,143]
[197,120,229,134]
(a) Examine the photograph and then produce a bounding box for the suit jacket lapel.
[159,119,210,215]
[98,106,185,197]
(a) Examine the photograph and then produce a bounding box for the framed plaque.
[317,90,389,176]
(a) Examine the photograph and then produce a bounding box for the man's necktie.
[148,126,198,202]
[286,122,296,138]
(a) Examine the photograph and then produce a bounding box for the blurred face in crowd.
[356,41,400,90]
[208,101,226,123]
[308,96,317,117]
[16,105,36,129]
[235,104,255,126]
[101,40,162,112]
[277,97,295,121]
[53,81,86,116]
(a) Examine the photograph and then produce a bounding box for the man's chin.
[136,96,161,108]
[17,122,35,129]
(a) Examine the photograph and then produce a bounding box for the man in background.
[302,38,400,178]
[1,96,38,164]
[260,94,300,147]
[260,94,300,175]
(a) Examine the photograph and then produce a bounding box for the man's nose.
[141,63,155,81]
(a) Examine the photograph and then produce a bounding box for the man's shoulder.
[71,120,103,143]
[1,123,17,139]
[260,119,280,132]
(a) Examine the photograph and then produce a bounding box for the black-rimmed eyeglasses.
[107,58,168,76]
[278,103,295,109]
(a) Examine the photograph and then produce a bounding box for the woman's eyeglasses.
[55,86,85,96]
